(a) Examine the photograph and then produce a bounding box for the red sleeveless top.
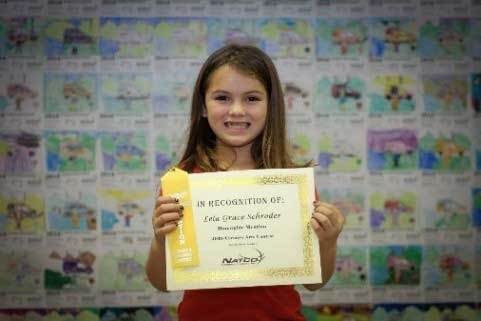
[178,285,306,321]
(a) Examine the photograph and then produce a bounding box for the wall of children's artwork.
[0,0,480,320]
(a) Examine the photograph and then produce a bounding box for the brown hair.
[178,44,304,172]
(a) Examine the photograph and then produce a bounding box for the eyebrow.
[210,90,266,95]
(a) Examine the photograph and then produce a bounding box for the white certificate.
[161,167,321,290]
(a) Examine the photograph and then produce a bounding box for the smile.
[224,121,250,129]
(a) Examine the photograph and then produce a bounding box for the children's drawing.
[100,307,170,321]
[422,188,470,230]
[257,18,313,59]
[371,304,425,321]
[100,131,147,172]
[302,304,371,321]
[370,245,422,286]
[471,73,481,115]
[471,19,481,59]
[155,134,179,173]
[283,81,311,113]
[98,250,148,291]
[424,244,472,287]
[369,18,417,60]
[315,18,367,60]
[473,188,481,228]
[0,250,42,291]
[328,246,368,287]
[419,18,469,60]
[44,18,98,58]
[45,131,96,173]
[44,73,97,113]
[101,73,151,115]
[369,75,416,113]
[289,131,313,165]
[422,75,468,114]
[418,131,471,172]
[0,132,41,176]
[46,191,97,232]
[475,127,481,172]
[44,249,96,291]
[154,17,207,58]
[207,18,258,54]
[367,129,417,171]
[0,71,40,114]
[317,131,363,172]
[318,188,365,230]
[5,16,42,57]
[369,191,416,230]
[99,189,150,232]
[314,75,365,113]
[44,309,100,321]
[0,192,44,233]
[100,17,154,59]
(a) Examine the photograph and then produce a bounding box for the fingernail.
[174,197,179,203]
[179,205,184,210]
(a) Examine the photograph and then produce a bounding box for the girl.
[146,44,344,321]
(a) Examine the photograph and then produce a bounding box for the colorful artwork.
[0,250,42,291]
[302,304,371,321]
[45,131,96,173]
[369,75,416,113]
[473,188,481,228]
[315,18,367,60]
[0,18,6,57]
[314,75,365,113]
[369,18,417,61]
[423,244,472,287]
[101,73,151,115]
[289,131,313,165]
[44,18,98,58]
[44,249,97,291]
[207,18,258,54]
[367,129,417,171]
[98,250,148,291]
[418,131,471,172]
[419,18,470,60]
[154,17,207,58]
[317,130,363,172]
[318,188,365,230]
[100,307,172,321]
[422,188,470,230]
[0,71,41,114]
[369,191,417,230]
[257,18,313,59]
[283,80,311,114]
[5,16,43,57]
[99,17,154,59]
[0,131,41,176]
[472,73,481,115]
[471,19,481,59]
[371,304,424,321]
[44,73,97,113]
[422,74,468,114]
[155,134,179,173]
[99,189,150,232]
[328,246,368,287]
[370,245,422,286]
[0,191,44,233]
[46,191,97,232]
[100,131,147,172]
[44,309,100,321]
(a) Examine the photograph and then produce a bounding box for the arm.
[145,194,183,292]
[303,200,345,291]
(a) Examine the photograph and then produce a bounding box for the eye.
[215,95,229,101]
[247,96,260,102]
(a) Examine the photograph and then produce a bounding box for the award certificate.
[161,167,321,290]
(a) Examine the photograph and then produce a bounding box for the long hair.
[178,44,303,172]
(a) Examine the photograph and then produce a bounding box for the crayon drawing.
[473,188,481,228]
[369,18,417,61]
[0,131,41,176]
[101,73,151,115]
[422,75,468,114]
[367,129,417,171]
[100,131,147,173]
[328,246,368,287]
[0,71,41,115]
[0,249,42,291]
[315,18,367,60]
[100,307,171,321]
[0,191,44,233]
[154,18,207,58]
[44,18,98,58]
[44,309,100,321]
[370,245,422,286]
[45,131,96,173]
[318,188,365,230]
[423,244,472,287]
[5,16,43,58]
[369,191,417,230]
[155,134,179,174]
[472,73,481,115]
[313,75,365,113]
[369,75,416,113]
[44,73,97,113]
[98,250,149,291]
[317,130,363,172]
[371,304,424,321]
[207,18,258,54]
[422,188,470,230]
[100,17,154,59]
[46,191,97,233]
[302,304,371,321]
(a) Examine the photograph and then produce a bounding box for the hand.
[310,201,345,244]
[152,194,183,241]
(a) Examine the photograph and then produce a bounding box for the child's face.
[203,64,268,152]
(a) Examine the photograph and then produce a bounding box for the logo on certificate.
[221,248,265,266]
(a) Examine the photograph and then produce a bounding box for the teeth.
[226,122,249,128]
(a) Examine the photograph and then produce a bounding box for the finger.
[153,212,182,229]
[155,222,178,236]
[155,203,183,217]
[315,203,344,225]
[156,195,179,207]
[311,212,333,231]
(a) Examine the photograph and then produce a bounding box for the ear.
[201,105,207,117]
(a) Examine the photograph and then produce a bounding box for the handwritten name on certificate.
[161,167,321,290]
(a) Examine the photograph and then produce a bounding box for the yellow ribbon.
[160,167,199,268]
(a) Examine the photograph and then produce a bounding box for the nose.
[228,100,246,116]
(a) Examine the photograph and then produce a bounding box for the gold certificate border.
[173,173,314,285]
